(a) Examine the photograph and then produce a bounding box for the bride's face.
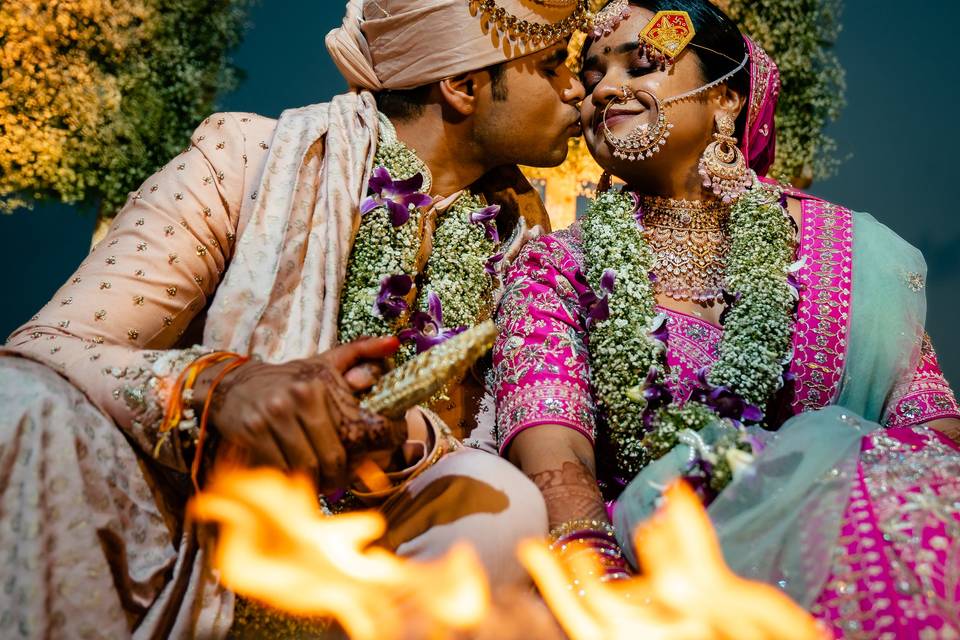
[579,8,730,188]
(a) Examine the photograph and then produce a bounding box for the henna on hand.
[527,460,608,528]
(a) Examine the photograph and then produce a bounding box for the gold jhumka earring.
[698,112,753,204]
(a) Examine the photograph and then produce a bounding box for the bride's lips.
[593,108,645,135]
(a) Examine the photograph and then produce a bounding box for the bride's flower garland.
[581,178,797,491]
[338,117,502,360]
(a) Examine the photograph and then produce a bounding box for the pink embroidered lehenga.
[493,36,960,639]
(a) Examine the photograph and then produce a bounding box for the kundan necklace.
[640,196,730,305]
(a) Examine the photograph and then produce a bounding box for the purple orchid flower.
[638,366,673,431]
[629,192,644,226]
[484,252,505,276]
[786,273,802,301]
[398,292,467,353]
[469,204,502,243]
[360,167,432,227]
[579,268,617,329]
[373,274,413,319]
[689,367,764,425]
[649,312,670,352]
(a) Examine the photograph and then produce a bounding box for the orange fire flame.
[519,482,825,640]
[189,468,490,640]
[192,470,823,640]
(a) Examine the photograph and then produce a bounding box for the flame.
[192,470,823,640]
[189,468,490,640]
[518,482,826,640]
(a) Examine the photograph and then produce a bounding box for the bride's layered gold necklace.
[639,196,731,305]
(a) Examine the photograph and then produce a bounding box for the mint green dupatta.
[613,211,927,607]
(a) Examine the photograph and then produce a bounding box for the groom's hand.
[204,336,407,489]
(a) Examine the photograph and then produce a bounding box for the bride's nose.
[591,76,627,110]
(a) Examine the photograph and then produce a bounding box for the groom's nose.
[560,67,586,106]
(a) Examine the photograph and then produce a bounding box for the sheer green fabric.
[613,212,928,607]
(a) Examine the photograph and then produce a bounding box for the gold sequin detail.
[135,269,145,277]
[166,286,178,297]
[177,163,186,171]
[162,316,173,327]
[105,256,116,265]
[136,242,147,252]
[94,310,107,321]
[168,253,179,264]
[905,272,925,292]
[174,192,184,201]
[127,329,140,341]
[99,281,111,290]
[60,297,73,306]
[58,320,70,329]
[164,225,175,236]
[135,218,145,226]
[133,295,145,306]
[259,141,268,150]
[216,142,225,150]
[150,184,159,193]
[193,274,204,286]
[71,277,82,284]
[202,206,211,217]
[203,176,213,185]
[196,245,207,257]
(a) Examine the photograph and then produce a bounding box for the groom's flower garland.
[581,178,797,491]
[338,120,501,361]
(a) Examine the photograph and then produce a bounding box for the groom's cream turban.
[326,0,589,91]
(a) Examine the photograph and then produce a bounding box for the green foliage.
[720,0,846,183]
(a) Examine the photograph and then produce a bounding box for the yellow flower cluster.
[0,0,151,211]
[1,0,251,217]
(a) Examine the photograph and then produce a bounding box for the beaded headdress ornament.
[469,0,593,46]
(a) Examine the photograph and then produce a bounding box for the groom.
[0,0,586,637]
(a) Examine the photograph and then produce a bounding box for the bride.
[493,0,960,635]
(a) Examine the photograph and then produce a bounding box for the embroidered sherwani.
[0,111,548,639]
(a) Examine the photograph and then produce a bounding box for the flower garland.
[581,179,796,490]
[338,116,502,360]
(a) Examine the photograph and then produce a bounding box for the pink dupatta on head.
[740,36,780,177]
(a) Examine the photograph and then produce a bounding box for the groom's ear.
[438,72,478,117]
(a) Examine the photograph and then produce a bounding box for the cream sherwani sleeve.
[5,113,275,471]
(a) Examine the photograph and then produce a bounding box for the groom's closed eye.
[541,48,569,77]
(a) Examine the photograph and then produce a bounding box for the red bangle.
[190,355,249,492]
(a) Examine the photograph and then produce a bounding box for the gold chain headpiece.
[469,0,593,46]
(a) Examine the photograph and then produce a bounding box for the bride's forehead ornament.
[591,0,631,38]
[639,10,696,70]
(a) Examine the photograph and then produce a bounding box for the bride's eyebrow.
[583,40,642,70]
